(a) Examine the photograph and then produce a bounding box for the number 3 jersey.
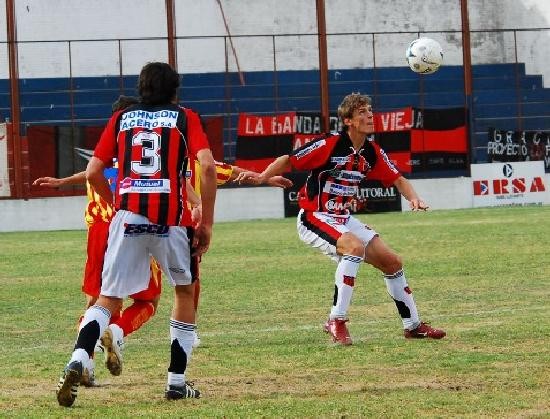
[93,103,210,226]
[289,131,401,215]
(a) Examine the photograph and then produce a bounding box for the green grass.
[1,206,549,417]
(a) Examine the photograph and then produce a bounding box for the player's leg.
[77,222,109,387]
[109,258,162,349]
[57,295,122,407]
[297,210,363,345]
[151,225,200,399]
[56,210,152,407]
[364,235,445,339]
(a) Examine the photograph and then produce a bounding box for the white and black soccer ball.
[406,37,443,74]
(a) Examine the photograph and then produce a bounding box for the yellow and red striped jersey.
[84,182,115,227]
[188,160,234,195]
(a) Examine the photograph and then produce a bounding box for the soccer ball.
[406,37,443,74]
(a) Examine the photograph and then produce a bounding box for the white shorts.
[101,210,193,298]
[297,209,378,263]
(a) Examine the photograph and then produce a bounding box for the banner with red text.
[235,108,468,173]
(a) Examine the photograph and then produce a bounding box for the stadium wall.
[1,0,549,79]
[1,175,549,232]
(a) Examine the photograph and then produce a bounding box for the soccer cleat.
[100,325,123,376]
[323,318,353,345]
[192,330,201,348]
[404,322,446,339]
[80,358,97,387]
[56,360,83,407]
[165,382,201,400]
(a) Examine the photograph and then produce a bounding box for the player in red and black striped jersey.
[236,93,445,346]
[57,62,214,407]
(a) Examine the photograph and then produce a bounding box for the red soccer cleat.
[404,322,446,339]
[324,318,353,345]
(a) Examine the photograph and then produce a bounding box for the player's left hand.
[409,198,429,211]
[266,176,293,188]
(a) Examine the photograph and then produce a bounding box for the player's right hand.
[32,177,62,188]
[192,223,212,257]
[234,171,262,185]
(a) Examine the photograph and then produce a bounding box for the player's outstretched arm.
[231,164,293,188]
[393,176,429,211]
[33,171,87,188]
[234,155,292,185]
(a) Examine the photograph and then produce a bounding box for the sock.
[329,254,362,319]
[167,319,195,386]
[114,301,155,337]
[384,269,420,330]
[73,305,111,359]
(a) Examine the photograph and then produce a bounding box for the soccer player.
[35,96,160,385]
[56,62,216,407]
[235,93,446,345]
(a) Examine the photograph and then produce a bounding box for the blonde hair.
[337,93,372,121]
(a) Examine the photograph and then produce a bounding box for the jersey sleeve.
[184,109,210,156]
[289,135,333,171]
[215,161,234,186]
[93,111,121,165]
[368,142,402,186]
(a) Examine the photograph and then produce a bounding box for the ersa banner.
[283,171,402,217]
[471,161,548,207]
[487,128,550,173]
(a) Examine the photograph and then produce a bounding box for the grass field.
[1,206,549,418]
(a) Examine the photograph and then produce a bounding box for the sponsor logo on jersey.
[324,198,356,213]
[294,139,326,159]
[330,156,351,165]
[323,182,357,196]
[119,177,171,194]
[331,170,364,182]
[120,110,179,131]
[123,223,170,236]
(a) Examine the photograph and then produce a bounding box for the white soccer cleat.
[100,324,124,376]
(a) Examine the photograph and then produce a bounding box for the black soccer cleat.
[165,382,201,400]
[56,360,83,407]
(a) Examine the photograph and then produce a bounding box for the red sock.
[193,279,200,311]
[114,301,155,337]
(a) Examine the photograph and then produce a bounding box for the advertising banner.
[471,161,548,207]
[236,108,467,174]
[487,128,550,172]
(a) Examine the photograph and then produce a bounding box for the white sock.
[71,305,110,362]
[384,269,420,330]
[167,319,195,386]
[330,254,362,319]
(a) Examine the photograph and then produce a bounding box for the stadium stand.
[1,63,549,169]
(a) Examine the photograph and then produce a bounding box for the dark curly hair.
[138,62,180,105]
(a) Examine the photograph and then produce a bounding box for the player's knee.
[384,253,403,274]
[337,233,365,257]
